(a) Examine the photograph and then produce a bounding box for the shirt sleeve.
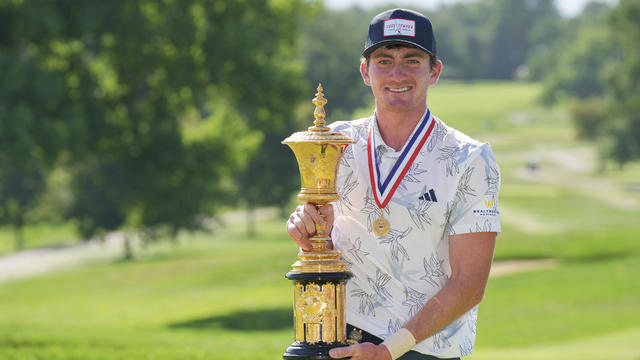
[448,143,501,235]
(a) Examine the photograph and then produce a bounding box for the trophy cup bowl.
[281,84,354,360]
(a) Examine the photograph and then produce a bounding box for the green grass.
[1,80,640,359]
[0,222,79,256]
[0,223,296,359]
[430,80,546,134]
[1,220,638,359]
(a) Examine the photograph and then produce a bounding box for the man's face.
[360,45,441,115]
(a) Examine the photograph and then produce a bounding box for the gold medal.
[372,215,390,237]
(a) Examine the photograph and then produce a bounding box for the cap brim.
[362,39,434,58]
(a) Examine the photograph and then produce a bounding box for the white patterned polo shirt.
[329,113,501,358]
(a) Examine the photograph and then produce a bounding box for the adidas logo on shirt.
[419,189,438,202]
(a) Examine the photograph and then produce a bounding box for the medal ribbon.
[367,109,435,209]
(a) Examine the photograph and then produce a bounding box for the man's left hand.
[329,342,392,360]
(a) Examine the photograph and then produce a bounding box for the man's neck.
[375,104,428,152]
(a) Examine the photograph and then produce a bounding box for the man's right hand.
[286,203,334,251]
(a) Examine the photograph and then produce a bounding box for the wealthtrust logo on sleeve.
[383,19,416,37]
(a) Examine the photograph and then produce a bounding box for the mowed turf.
[1,81,639,359]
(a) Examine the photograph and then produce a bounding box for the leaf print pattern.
[408,192,432,230]
[385,252,423,285]
[434,319,464,350]
[459,337,474,356]
[398,162,428,191]
[353,119,369,142]
[466,306,478,334]
[376,145,390,168]
[379,227,412,263]
[484,165,500,196]
[438,146,460,177]
[340,146,354,168]
[368,268,393,301]
[420,253,445,288]
[444,202,455,235]
[470,219,492,233]
[432,332,452,350]
[402,287,427,318]
[426,119,447,152]
[351,287,380,317]
[454,166,476,205]
[336,170,358,213]
[379,318,403,338]
[347,237,369,264]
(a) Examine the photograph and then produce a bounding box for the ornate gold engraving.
[321,283,337,342]
[336,282,346,342]
[294,283,305,342]
[296,283,327,324]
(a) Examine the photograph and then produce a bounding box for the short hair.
[361,44,439,70]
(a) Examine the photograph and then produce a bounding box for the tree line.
[1,0,637,253]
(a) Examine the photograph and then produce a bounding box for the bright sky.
[324,0,618,17]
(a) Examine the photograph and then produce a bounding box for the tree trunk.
[122,233,134,260]
[13,224,24,251]
[246,202,256,238]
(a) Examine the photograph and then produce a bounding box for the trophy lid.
[282,84,355,145]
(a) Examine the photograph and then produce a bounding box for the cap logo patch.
[383,19,416,37]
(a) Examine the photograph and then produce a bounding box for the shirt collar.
[372,108,430,156]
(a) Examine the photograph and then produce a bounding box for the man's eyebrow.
[403,51,426,58]
[372,53,394,59]
[372,51,426,59]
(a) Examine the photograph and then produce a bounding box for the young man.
[287,8,501,360]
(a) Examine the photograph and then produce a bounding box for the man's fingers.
[286,202,334,251]
[304,202,326,227]
[297,205,318,236]
[329,343,380,359]
[318,204,334,234]
[287,213,312,250]
[329,345,355,359]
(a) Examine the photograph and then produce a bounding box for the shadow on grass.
[169,307,292,332]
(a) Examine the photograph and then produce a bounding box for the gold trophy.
[282,84,354,360]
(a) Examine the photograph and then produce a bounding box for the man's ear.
[360,60,371,86]
[429,59,443,85]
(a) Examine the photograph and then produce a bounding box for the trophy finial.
[311,83,329,131]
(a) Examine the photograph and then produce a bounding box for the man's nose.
[389,63,407,79]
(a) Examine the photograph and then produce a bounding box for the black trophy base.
[283,341,349,360]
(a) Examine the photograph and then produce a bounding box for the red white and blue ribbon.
[367,109,435,209]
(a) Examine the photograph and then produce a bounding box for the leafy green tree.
[1,0,307,253]
[432,2,493,79]
[299,6,372,119]
[535,2,614,103]
[486,0,558,79]
[0,160,45,250]
[603,0,640,165]
[541,25,616,103]
[0,3,81,249]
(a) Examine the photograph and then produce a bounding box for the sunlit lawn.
[0,218,638,359]
[1,81,639,359]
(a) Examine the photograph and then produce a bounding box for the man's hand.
[329,343,392,360]
[286,203,334,250]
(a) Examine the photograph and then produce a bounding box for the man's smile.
[386,86,412,93]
